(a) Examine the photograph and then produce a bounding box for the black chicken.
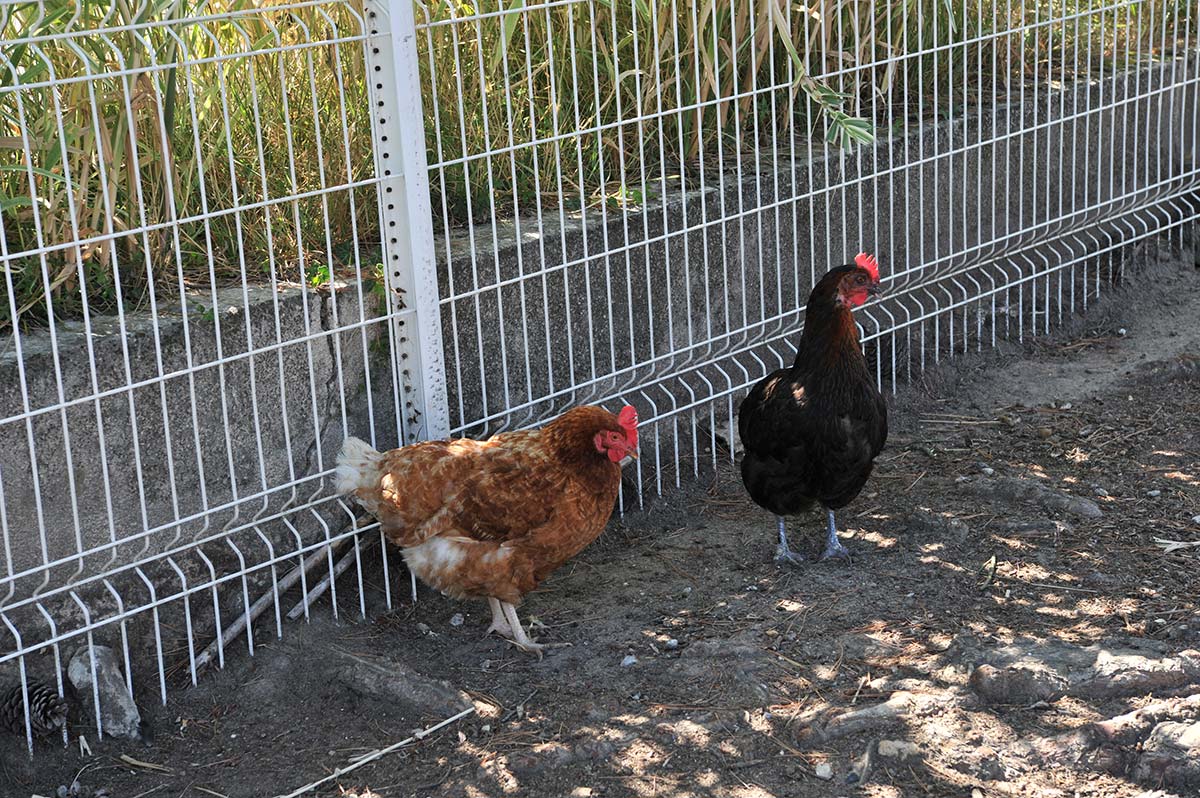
[737,254,887,563]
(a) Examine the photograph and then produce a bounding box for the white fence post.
[362,0,449,443]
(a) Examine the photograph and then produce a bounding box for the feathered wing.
[364,432,565,547]
[868,391,888,458]
[738,370,820,516]
[738,367,887,514]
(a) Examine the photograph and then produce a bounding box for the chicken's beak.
[867,282,884,297]
[619,445,639,468]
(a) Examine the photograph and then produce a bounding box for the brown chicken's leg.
[485,597,514,638]
[500,601,547,658]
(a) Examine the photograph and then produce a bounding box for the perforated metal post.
[363,0,449,443]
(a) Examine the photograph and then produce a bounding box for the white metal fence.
[1,0,1197,748]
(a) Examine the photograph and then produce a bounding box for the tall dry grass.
[0,0,375,329]
[1,0,1194,328]
[418,0,1195,224]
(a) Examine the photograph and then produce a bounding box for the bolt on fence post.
[363,0,449,443]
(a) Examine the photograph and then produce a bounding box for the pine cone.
[1,680,68,737]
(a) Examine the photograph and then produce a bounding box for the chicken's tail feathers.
[334,436,382,495]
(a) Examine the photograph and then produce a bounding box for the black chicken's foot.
[818,509,853,563]
[774,517,806,566]
[819,540,853,562]
[775,543,807,566]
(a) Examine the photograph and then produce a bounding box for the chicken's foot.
[774,516,806,566]
[499,601,571,659]
[499,601,544,657]
[819,509,852,562]
[485,597,514,638]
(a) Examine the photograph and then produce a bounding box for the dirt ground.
[3,239,1199,798]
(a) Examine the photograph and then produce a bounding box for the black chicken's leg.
[775,516,806,565]
[819,509,852,562]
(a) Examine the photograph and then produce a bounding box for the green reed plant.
[0,0,374,330]
[1,0,1194,329]
[418,0,1195,227]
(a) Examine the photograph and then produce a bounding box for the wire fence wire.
[1,0,1198,748]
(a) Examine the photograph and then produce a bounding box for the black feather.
[738,266,887,519]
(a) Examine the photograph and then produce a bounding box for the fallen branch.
[970,643,1200,704]
[959,475,1102,519]
[118,754,173,774]
[1154,537,1200,554]
[196,536,352,671]
[286,535,379,621]
[1009,579,1099,594]
[273,706,476,798]
[793,689,963,744]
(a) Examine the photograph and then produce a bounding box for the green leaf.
[0,163,70,184]
[0,195,33,212]
[765,0,806,82]
[307,264,332,288]
[488,0,526,75]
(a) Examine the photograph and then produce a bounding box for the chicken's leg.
[500,601,545,657]
[774,516,806,565]
[819,509,852,562]
[485,597,514,638]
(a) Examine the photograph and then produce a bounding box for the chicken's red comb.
[855,252,880,281]
[618,405,639,447]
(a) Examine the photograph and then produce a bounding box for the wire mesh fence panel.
[0,0,424,748]
[0,0,1198,749]
[417,0,1199,502]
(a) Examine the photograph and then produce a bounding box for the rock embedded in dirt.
[667,637,774,707]
[813,762,833,780]
[959,475,1102,518]
[1008,695,1200,788]
[1133,720,1200,790]
[877,739,922,760]
[507,731,636,776]
[907,509,970,542]
[67,645,142,740]
[338,654,471,718]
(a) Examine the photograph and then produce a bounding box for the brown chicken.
[334,405,639,654]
